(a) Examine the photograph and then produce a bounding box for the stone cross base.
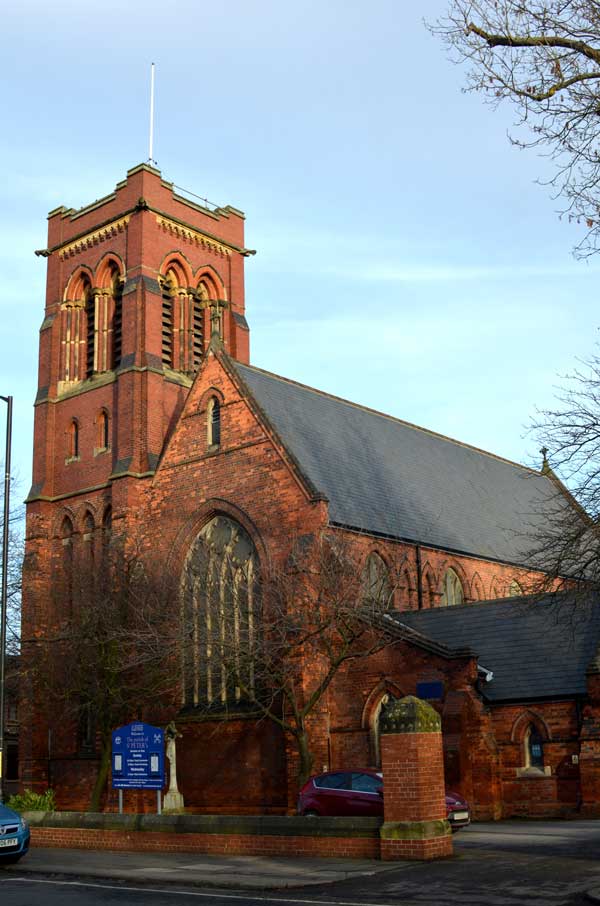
[163,790,185,813]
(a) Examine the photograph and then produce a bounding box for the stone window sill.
[515,766,551,778]
[65,455,80,465]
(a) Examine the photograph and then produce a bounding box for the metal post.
[0,395,13,804]
[149,63,155,164]
[118,789,123,815]
[157,790,161,815]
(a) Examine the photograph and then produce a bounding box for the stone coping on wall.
[23,811,382,839]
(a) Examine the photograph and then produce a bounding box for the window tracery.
[181,515,259,708]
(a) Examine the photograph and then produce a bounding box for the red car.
[298,769,470,831]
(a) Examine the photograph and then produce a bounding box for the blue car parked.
[0,803,30,863]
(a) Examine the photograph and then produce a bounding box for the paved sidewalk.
[4,821,600,902]
[1,847,400,890]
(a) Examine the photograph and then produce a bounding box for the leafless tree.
[27,541,181,811]
[431,1,600,256]
[527,352,600,597]
[182,531,402,788]
[0,468,24,655]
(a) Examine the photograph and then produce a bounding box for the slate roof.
[395,593,600,702]
[234,362,564,566]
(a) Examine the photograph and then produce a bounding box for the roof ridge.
[234,361,543,478]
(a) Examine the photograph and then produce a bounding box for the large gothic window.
[181,515,259,709]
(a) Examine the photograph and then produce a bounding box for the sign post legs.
[157,790,161,816]
[118,790,123,815]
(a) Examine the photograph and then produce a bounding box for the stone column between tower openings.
[379,695,453,861]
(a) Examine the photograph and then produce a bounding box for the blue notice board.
[111,722,165,790]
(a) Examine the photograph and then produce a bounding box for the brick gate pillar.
[579,672,600,815]
[379,695,453,861]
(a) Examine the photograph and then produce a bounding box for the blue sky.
[1,0,599,495]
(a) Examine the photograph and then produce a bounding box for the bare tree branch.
[430,1,600,256]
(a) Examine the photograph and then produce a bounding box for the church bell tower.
[28,163,252,509]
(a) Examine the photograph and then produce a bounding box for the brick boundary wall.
[25,812,381,860]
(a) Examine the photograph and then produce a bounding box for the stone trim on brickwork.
[24,811,381,839]
[380,819,451,840]
[36,203,253,262]
[26,481,112,504]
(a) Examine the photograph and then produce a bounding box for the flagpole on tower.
[149,62,156,165]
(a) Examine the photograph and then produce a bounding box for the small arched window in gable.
[524,724,544,769]
[207,397,221,448]
[362,552,392,609]
[69,420,80,460]
[440,568,464,607]
[509,579,523,597]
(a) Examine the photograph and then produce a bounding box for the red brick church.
[20,163,600,819]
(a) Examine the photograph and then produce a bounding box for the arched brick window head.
[440,568,464,607]
[207,397,221,448]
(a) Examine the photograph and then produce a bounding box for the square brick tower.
[21,164,253,787]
